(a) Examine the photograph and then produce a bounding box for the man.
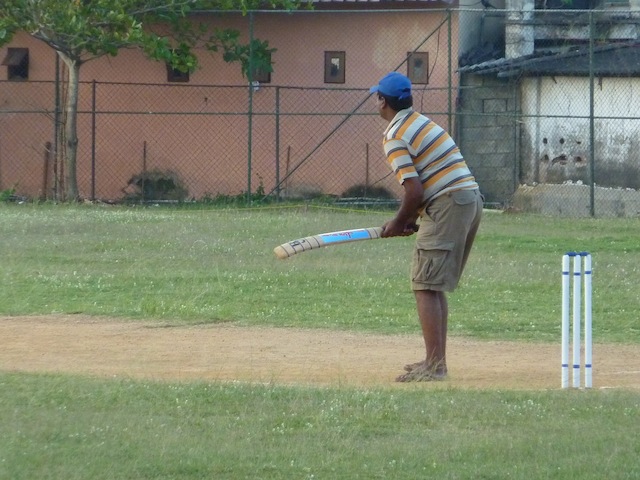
[370,72,482,382]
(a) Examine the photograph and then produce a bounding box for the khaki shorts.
[411,188,483,292]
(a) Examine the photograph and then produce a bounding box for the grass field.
[1,203,639,479]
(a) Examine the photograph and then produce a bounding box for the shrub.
[0,187,16,202]
[123,169,188,202]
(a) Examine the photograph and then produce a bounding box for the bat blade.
[274,227,383,259]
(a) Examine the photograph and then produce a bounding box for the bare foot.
[396,364,447,382]
[404,360,426,372]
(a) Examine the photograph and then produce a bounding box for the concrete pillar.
[505,0,535,59]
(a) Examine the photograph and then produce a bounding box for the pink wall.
[0,10,460,201]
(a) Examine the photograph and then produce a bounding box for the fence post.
[447,8,452,134]
[588,10,595,217]
[247,11,255,203]
[91,80,96,201]
[275,86,281,201]
[54,53,61,202]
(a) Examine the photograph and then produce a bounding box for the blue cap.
[369,72,412,100]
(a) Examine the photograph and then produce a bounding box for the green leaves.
[0,0,302,70]
[208,29,276,79]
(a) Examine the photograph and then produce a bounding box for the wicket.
[561,252,593,389]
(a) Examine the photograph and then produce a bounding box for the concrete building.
[457,0,640,215]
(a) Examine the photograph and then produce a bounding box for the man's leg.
[397,289,448,381]
[415,289,448,375]
[440,291,448,366]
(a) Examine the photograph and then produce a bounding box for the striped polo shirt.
[383,108,478,204]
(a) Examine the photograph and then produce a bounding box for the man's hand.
[381,219,419,238]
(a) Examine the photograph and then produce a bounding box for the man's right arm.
[381,176,423,238]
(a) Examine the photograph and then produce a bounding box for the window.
[251,53,272,84]
[166,62,189,83]
[324,51,345,84]
[167,67,189,83]
[2,48,29,81]
[251,67,271,84]
[407,52,429,85]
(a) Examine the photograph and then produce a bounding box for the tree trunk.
[58,52,80,202]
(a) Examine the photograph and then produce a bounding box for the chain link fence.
[2,7,640,216]
[0,77,406,208]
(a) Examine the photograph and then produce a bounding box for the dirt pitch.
[1,315,639,390]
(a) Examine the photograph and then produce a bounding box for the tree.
[0,0,303,201]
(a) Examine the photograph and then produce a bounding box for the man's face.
[375,94,385,117]
[375,94,395,121]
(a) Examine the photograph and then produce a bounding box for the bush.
[123,170,188,202]
[0,187,16,202]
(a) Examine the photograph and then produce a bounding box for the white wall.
[520,76,640,188]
